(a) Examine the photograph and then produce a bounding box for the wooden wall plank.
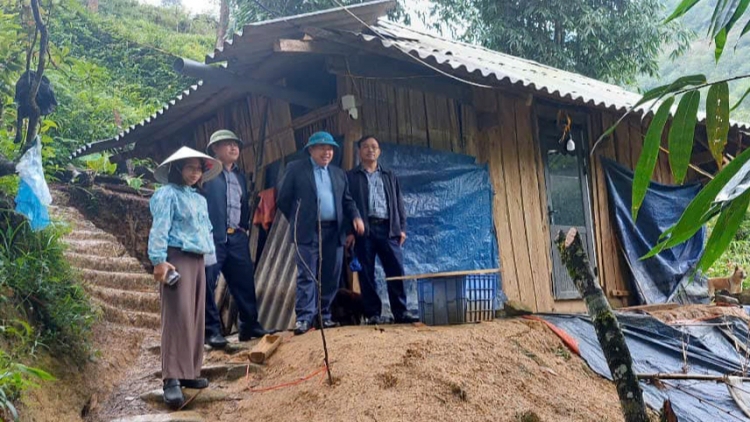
[477,110,521,305]
[461,103,478,158]
[514,97,553,312]
[395,86,411,145]
[627,116,644,173]
[424,92,452,152]
[596,113,626,305]
[408,89,429,147]
[613,112,633,169]
[448,99,462,153]
[497,93,538,311]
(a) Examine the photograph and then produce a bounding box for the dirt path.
[24,190,625,422]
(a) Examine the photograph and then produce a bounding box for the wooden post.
[555,228,648,422]
[336,75,362,171]
[249,334,282,364]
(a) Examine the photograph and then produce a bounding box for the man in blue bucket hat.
[277,131,365,335]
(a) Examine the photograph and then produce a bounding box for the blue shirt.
[311,158,337,221]
[366,167,388,219]
[148,184,215,265]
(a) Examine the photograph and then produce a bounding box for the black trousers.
[355,220,408,319]
[205,231,260,337]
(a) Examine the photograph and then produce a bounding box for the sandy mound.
[638,304,750,324]
[205,319,623,422]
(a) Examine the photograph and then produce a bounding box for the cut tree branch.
[25,0,48,148]
[555,228,649,422]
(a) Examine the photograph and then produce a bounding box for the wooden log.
[639,373,750,382]
[385,268,500,282]
[249,334,282,364]
[555,228,648,422]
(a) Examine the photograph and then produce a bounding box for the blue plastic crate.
[417,273,498,325]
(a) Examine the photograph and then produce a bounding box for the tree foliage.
[604,0,750,274]
[423,0,692,85]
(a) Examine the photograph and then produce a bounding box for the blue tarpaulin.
[542,312,750,422]
[602,158,707,305]
[372,143,502,315]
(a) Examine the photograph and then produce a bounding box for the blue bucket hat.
[304,131,339,150]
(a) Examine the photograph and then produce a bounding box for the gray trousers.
[160,248,205,380]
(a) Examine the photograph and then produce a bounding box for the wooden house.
[72,0,750,315]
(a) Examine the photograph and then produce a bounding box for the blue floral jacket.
[148,184,215,265]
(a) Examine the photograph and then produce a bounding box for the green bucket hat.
[303,131,339,150]
[206,129,244,154]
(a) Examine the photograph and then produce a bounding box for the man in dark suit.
[346,135,418,325]
[202,129,272,348]
[277,131,365,335]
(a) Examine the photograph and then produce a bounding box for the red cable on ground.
[246,365,329,393]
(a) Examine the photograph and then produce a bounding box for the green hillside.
[0,0,215,171]
[640,0,750,122]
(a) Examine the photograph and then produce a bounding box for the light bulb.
[566,137,576,152]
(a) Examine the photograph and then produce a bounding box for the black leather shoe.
[321,319,340,329]
[205,333,228,349]
[162,379,184,409]
[179,378,209,389]
[395,315,420,324]
[365,315,386,325]
[238,326,277,342]
[294,320,311,335]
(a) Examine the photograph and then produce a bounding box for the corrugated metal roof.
[205,0,395,65]
[72,1,749,160]
[367,20,749,129]
[255,213,297,331]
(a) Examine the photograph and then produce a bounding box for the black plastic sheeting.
[371,143,504,316]
[602,158,708,305]
[542,313,750,422]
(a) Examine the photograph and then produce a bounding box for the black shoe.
[205,333,228,349]
[365,315,386,325]
[294,320,311,335]
[395,315,420,324]
[162,379,184,409]
[321,319,340,329]
[179,378,209,389]
[239,326,277,342]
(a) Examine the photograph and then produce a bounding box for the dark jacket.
[277,159,360,246]
[347,164,406,238]
[201,166,250,243]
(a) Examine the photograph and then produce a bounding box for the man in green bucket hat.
[277,131,365,335]
[201,129,273,348]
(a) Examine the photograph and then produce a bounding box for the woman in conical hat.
[148,146,220,409]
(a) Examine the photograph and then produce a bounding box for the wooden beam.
[326,56,473,104]
[274,39,353,55]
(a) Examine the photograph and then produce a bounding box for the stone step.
[80,268,154,291]
[65,229,118,243]
[92,298,160,330]
[65,239,126,257]
[66,252,144,273]
[151,363,259,382]
[140,388,232,405]
[87,285,160,314]
[110,411,204,422]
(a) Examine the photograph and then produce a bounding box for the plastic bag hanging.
[15,136,51,231]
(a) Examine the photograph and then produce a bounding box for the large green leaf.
[715,28,728,62]
[665,0,701,23]
[706,81,731,168]
[644,146,750,258]
[634,74,707,110]
[711,0,741,38]
[632,97,675,221]
[699,189,750,272]
[709,0,730,37]
[726,0,750,33]
[668,91,701,184]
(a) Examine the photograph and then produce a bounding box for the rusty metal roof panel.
[205,0,395,65]
[255,213,297,331]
